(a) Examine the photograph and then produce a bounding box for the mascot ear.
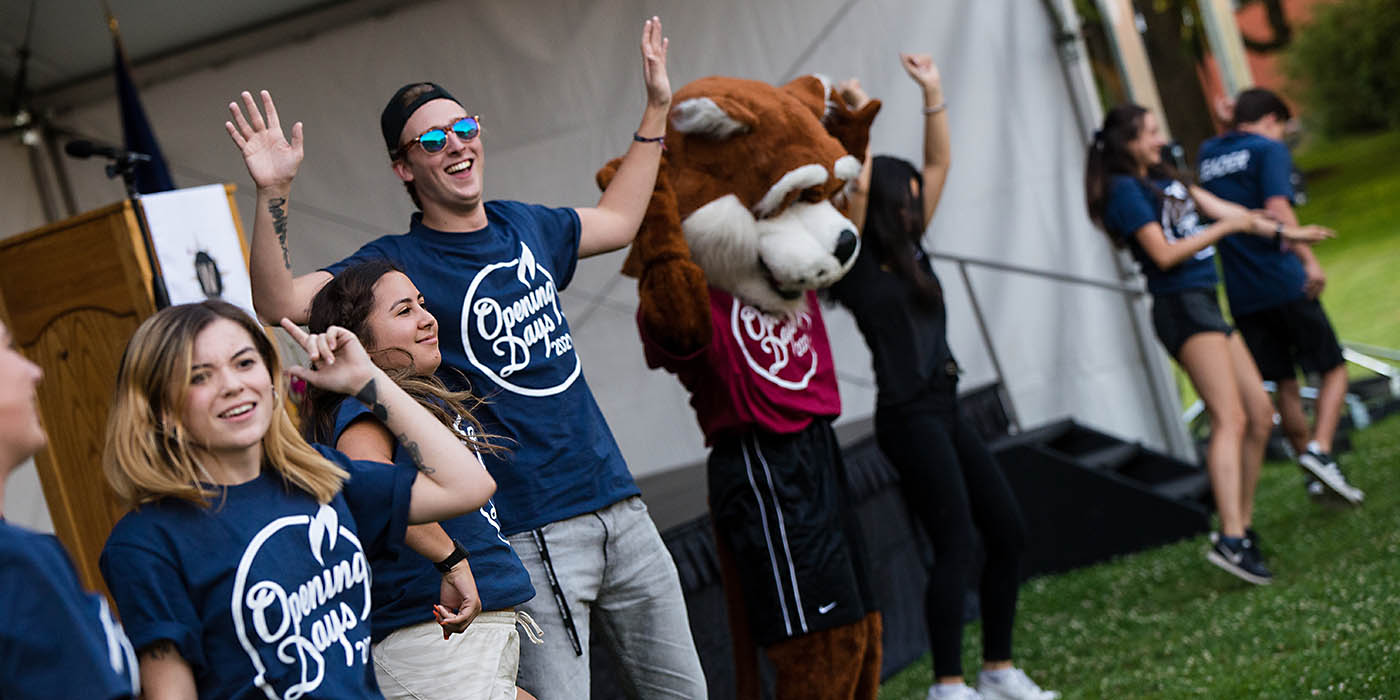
[824,94,882,161]
[781,75,829,121]
[671,96,756,140]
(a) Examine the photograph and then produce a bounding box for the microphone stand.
[106,154,170,309]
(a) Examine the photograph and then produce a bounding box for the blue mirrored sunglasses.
[400,116,481,156]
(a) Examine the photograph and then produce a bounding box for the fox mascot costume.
[599,74,882,699]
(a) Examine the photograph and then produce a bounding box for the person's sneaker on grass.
[1298,446,1364,505]
[978,667,1059,700]
[1207,533,1273,585]
[927,681,983,700]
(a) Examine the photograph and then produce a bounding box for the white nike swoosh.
[818,601,837,614]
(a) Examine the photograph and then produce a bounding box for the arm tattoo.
[396,433,435,474]
[140,639,181,661]
[354,378,390,422]
[354,378,433,473]
[267,197,291,270]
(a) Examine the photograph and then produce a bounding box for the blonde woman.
[99,300,496,698]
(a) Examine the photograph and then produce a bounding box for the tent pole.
[1040,0,1197,461]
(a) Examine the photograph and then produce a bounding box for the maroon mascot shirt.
[641,287,841,444]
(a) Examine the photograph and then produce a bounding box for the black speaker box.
[989,419,1211,577]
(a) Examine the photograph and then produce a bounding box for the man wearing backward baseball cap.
[227,17,707,700]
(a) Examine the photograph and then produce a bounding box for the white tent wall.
[1,0,1182,533]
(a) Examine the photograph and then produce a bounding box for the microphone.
[64,139,151,162]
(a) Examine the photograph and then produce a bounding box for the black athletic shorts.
[1234,297,1345,381]
[707,419,873,646]
[1151,288,1233,358]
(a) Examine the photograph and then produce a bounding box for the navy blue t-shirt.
[100,446,414,700]
[1197,131,1305,314]
[331,398,534,643]
[1,521,139,700]
[323,200,639,535]
[1103,176,1218,296]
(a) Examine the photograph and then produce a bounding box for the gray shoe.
[1298,449,1364,505]
[928,682,983,700]
[978,668,1060,700]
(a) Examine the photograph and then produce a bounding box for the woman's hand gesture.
[1238,214,1335,243]
[278,318,380,397]
[640,17,671,110]
[837,78,872,110]
[1281,223,1335,243]
[900,53,943,96]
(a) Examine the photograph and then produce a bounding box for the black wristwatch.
[1274,221,1285,246]
[434,539,469,573]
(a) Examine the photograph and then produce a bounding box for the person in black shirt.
[829,55,1056,700]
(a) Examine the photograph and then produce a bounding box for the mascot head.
[613,75,880,315]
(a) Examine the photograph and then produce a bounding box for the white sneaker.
[1298,448,1364,505]
[978,667,1060,700]
[927,682,983,700]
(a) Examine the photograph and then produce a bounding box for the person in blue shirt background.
[99,300,496,699]
[1198,88,1363,505]
[0,318,140,700]
[300,259,539,700]
[1085,104,1333,586]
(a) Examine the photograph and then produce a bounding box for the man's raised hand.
[226,90,304,193]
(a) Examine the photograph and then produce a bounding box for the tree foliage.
[1288,0,1400,135]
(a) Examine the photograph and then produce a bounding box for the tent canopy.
[0,0,1185,532]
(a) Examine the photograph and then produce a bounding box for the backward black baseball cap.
[381,82,461,155]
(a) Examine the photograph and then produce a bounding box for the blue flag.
[113,38,175,193]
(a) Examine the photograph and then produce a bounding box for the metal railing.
[922,251,1185,450]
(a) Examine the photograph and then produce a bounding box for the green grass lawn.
[880,129,1400,698]
[1294,129,1400,351]
[878,411,1400,698]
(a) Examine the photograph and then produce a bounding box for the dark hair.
[862,156,942,308]
[300,260,499,455]
[382,82,459,154]
[1231,88,1291,128]
[386,83,457,211]
[1084,104,1180,245]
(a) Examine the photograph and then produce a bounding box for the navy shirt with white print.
[323,200,639,535]
[1197,131,1306,315]
[100,445,414,700]
[1104,175,1219,296]
[1,521,140,700]
[331,398,534,643]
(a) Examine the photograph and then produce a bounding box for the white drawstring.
[516,610,545,645]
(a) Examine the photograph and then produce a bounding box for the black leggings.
[875,394,1027,679]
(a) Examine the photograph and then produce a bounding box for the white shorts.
[372,610,523,700]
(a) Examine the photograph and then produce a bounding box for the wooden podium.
[0,185,246,595]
